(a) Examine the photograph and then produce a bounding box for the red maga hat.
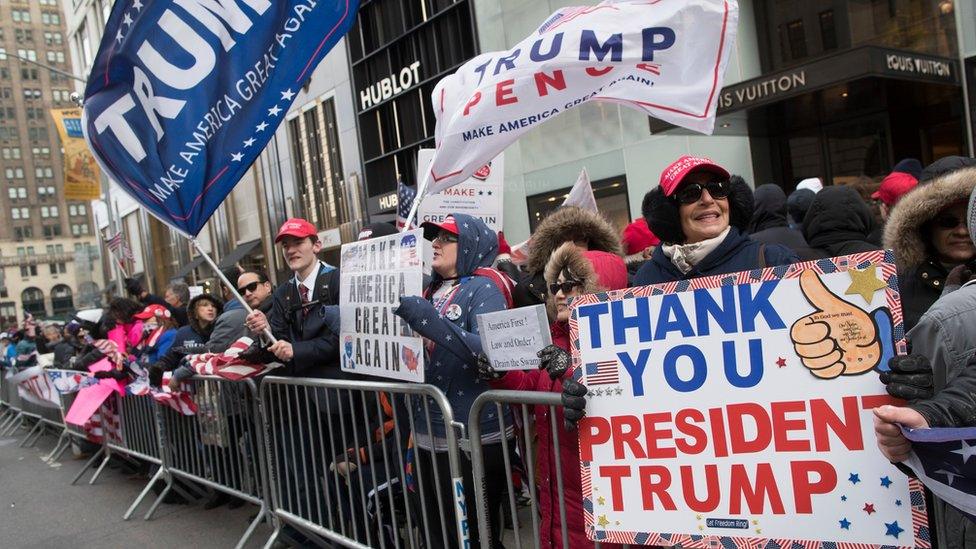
[274,218,318,243]
[659,155,730,197]
[134,304,172,320]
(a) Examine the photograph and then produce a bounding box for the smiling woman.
[633,156,798,286]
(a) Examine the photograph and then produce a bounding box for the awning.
[172,256,206,280]
[218,239,262,269]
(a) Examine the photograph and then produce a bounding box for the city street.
[0,430,270,548]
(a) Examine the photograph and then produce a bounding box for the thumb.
[873,405,928,429]
[799,269,844,312]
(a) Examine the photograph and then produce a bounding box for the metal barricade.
[18,370,70,450]
[157,376,272,549]
[259,376,470,549]
[469,390,626,549]
[0,369,26,436]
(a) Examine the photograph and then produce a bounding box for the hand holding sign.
[791,269,881,379]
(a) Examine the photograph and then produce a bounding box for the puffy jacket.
[748,184,823,260]
[493,245,627,549]
[395,214,511,444]
[633,227,796,286]
[205,298,247,353]
[802,186,881,257]
[883,166,976,331]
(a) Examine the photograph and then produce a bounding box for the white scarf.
[661,227,731,274]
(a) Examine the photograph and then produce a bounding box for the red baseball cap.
[134,304,172,320]
[659,155,730,197]
[421,215,459,240]
[872,172,918,207]
[275,218,318,243]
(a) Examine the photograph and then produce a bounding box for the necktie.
[299,283,310,304]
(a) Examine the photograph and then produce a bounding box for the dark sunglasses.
[549,280,583,295]
[673,180,731,204]
[237,281,264,295]
[934,215,967,230]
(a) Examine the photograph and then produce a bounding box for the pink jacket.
[107,320,143,357]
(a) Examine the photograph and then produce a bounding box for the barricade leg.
[124,466,166,520]
[44,429,69,460]
[19,419,44,447]
[88,448,112,484]
[71,446,104,485]
[1,411,23,435]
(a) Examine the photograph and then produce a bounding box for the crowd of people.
[2,153,975,548]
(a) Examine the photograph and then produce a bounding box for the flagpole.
[189,238,277,344]
[401,171,430,233]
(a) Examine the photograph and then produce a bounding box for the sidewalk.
[0,429,271,549]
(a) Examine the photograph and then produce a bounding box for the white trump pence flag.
[417,0,739,201]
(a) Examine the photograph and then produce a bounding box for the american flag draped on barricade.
[127,337,280,416]
[903,425,976,521]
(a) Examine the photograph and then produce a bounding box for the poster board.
[477,304,552,371]
[417,148,504,233]
[339,229,431,382]
[570,251,928,548]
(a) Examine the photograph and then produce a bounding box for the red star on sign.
[776,357,787,368]
[863,503,876,515]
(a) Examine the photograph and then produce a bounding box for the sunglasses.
[673,180,731,204]
[549,280,583,295]
[934,215,967,230]
[237,281,264,295]
[433,232,459,245]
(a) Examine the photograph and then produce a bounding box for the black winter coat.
[802,186,881,257]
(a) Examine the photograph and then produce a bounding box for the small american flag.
[105,231,134,261]
[396,178,417,230]
[903,425,976,521]
[184,336,281,381]
[128,372,197,416]
[585,360,618,385]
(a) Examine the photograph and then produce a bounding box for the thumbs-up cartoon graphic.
[791,269,895,379]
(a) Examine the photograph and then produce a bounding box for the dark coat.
[268,262,347,379]
[749,184,823,260]
[802,186,881,257]
[633,227,797,286]
[883,166,976,331]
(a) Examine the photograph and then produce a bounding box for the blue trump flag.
[82,0,358,236]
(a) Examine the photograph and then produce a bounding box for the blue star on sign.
[841,495,848,502]
[880,476,893,488]
[895,500,902,506]
[885,521,904,539]
[839,518,851,530]
[849,473,861,485]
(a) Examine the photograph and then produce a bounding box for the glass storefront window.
[526,177,630,233]
[758,0,958,71]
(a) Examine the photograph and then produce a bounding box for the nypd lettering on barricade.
[83,0,358,236]
[416,0,739,200]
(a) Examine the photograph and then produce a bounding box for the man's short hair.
[165,282,190,305]
[239,268,271,284]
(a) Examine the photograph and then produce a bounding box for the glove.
[393,296,439,327]
[476,353,503,381]
[945,263,975,290]
[93,369,126,380]
[561,379,588,430]
[538,344,571,381]
[238,339,278,365]
[148,364,164,387]
[879,354,933,401]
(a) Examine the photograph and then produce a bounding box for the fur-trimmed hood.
[527,206,622,274]
[544,243,629,297]
[642,175,754,244]
[883,166,976,270]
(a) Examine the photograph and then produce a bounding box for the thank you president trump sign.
[570,251,930,548]
[82,0,358,235]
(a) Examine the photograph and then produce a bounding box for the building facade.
[0,0,102,324]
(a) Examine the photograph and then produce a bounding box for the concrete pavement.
[0,429,272,549]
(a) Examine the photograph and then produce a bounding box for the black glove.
[94,369,127,380]
[945,263,975,289]
[476,353,503,381]
[561,379,588,430]
[148,364,164,387]
[538,344,571,381]
[238,339,278,365]
[879,354,933,401]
